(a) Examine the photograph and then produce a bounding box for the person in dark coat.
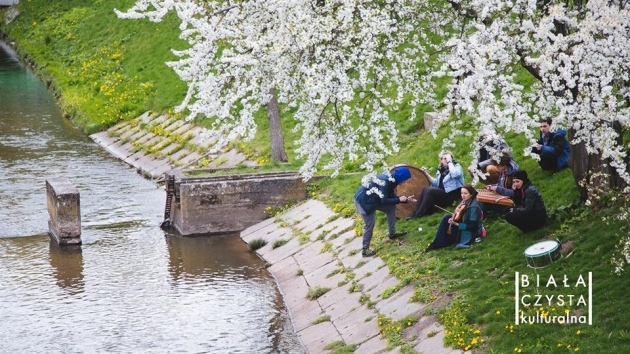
[354,167,415,257]
[504,170,547,232]
[531,118,570,171]
[426,184,483,251]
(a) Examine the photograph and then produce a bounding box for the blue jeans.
[354,200,397,250]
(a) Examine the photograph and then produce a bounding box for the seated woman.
[468,134,514,185]
[407,151,464,220]
[504,170,547,232]
[481,154,519,214]
[425,184,483,251]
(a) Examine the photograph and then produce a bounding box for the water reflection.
[0,41,302,353]
[48,241,84,294]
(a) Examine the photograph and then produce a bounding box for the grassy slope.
[2,2,630,353]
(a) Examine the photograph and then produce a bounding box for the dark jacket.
[537,128,570,170]
[354,174,402,215]
[512,182,547,217]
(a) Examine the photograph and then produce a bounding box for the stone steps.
[241,199,469,354]
[90,112,257,179]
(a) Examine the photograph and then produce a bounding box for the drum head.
[391,164,431,218]
[524,240,560,257]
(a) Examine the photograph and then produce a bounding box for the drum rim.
[523,240,560,257]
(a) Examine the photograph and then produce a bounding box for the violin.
[447,201,468,234]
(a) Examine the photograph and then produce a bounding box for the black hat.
[512,170,529,182]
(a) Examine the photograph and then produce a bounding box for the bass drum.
[390,163,431,218]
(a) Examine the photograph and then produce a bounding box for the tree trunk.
[267,87,288,163]
[568,127,627,203]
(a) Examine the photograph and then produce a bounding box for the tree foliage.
[116,0,435,179]
[117,0,630,269]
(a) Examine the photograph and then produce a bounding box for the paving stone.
[355,334,390,354]
[316,283,354,310]
[353,256,385,280]
[148,162,173,178]
[103,141,136,161]
[329,230,358,250]
[308,217,353,242]
[412,323,460,354]
[290,295,325,332]
[366,273,401,301]
[294,241,336,275]
[279,273,310,310]
[304,261,344,289]
[178,151,202,166]
[322,289,362,322]
[261,237,302,265]
[159,142,182,156]
[298,321,340,354]
[241,219,283,239]
[118,129,140,142]
[137,111,153,124]
[89,131,113,146]
[282,200,329,223]
[164,119,184,132]
[268,256,299,284]
[335,305,380,345]
[374,285,425,322]
[171,122,194,136]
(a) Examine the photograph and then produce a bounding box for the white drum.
[524,240,561,269]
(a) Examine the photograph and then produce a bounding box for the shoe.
[405,216,415,221]
[362,248,377,257]
[389,231,408,239]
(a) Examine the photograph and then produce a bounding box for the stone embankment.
[90,113,465,353]
[90,111,257,180]
[241,199,467,354]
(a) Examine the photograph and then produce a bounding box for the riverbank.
[242,199,467,354]
[4,2,630,353]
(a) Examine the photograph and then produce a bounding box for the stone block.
[424,111,437,131]
[46,177,81,245]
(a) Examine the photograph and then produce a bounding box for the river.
[0,41,303,353]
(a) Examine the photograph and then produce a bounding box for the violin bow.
[434,205,454,214]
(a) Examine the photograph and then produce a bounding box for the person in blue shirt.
[531,118,570,171]
[354,167,415,257]
[407,151,465,220]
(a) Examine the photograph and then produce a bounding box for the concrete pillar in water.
[46,177,82,245]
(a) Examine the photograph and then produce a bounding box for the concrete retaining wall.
[167,170,309,236]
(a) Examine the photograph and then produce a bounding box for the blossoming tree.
[115,0,435,179]
[430,0,630,271]
[432,0,630,203]
[118,0,630,268]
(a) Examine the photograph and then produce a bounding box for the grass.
[2,1,630,353]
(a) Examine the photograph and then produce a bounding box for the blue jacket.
[538,128,570,170]
[354,172,407,215]
[457,199,483,244]
[431,162,465,193]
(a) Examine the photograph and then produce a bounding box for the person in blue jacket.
[407,151,465,220]
[531,118,570,171]
[354,167,415,257]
